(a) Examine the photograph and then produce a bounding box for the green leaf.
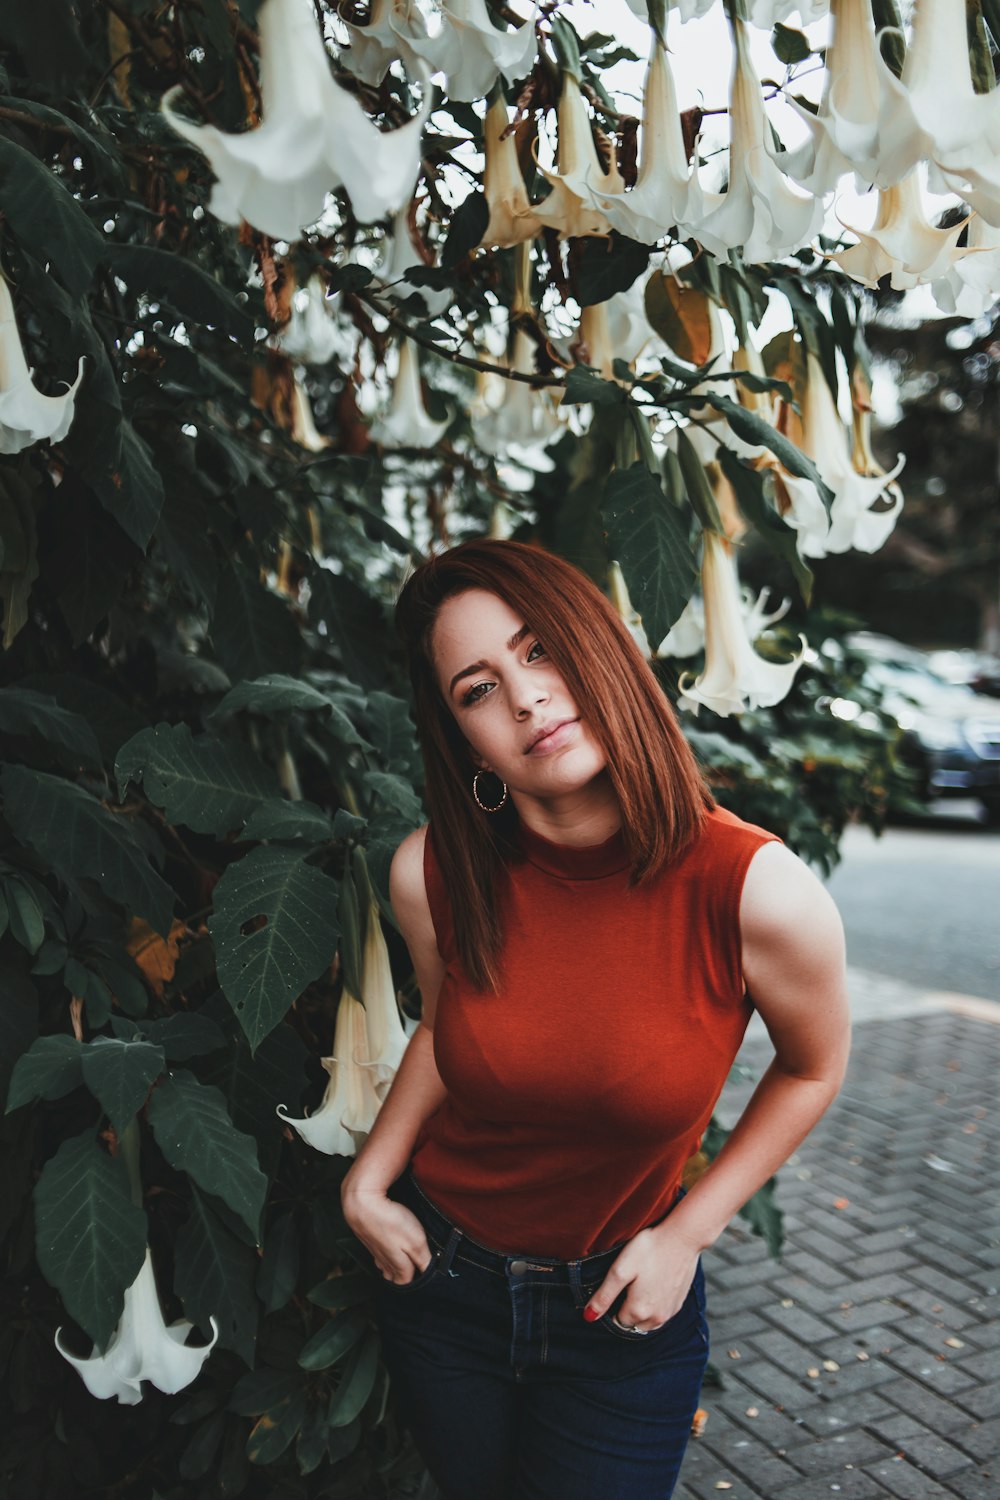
[209,560,304,683]
[174,1187,259,1367]
[327,263,374,294]
[238,798,334,844]
[600,462,698,651]
[675,429,724,535]
[5,876,46,953]
[148,1070,267,1239]
[361,769,423,824]
[771,23,812,64]
[298,1310,368,1371]
[34,1131,146,1350]
[716,447,814,605]
[306,1272,373,1312]
[326,1327,380,1427]
[0,765,177,939]
[80,1036,166,1137]
[90,420,165,553]
[115,722,281,837]
[208,845,341,1052]
[442,191,489,267]
[257,1212,299,1313]
[0,687,102,770]
[140,1012,227,1061]
[106,244,253,340]
[0,962,38,1112]
[561,367,626,406]
[572,232,651,307]
[6,1034,83,1112]
[229,1369,306,1415]
[246,1390,309,1465]
[0,138,104,296]
[199,1002,309,1179]
[208,673,335,725]
[693,393,835,507]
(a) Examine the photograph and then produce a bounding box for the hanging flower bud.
[477,95,543,249]
[55,1248,218,1405]
[273,276,342,365]
[833,172,974,291]
[535,70,623,239]
[277,992,382,1154]
[339,0,432,88]
[0,278,84,454]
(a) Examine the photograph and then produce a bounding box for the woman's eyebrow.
[448,623,531,696]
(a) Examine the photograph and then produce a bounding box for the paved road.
[824,811,1000,1003]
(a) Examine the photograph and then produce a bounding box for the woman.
[341,538,849,1499]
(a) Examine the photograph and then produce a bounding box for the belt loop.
[437,1225,463,1277]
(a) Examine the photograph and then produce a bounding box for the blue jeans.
[373,1166,710,1500]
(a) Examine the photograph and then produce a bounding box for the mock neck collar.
[514,817,631,880]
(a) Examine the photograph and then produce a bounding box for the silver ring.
[612,1315,650,1334]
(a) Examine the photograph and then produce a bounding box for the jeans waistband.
[392,1165,684,1284]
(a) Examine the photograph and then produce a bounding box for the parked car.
[847,633,1000,823]
[927,647,1000,699]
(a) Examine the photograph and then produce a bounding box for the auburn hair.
[394,538,714,993]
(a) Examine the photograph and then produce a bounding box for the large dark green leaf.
[208,845,340,1052]
[693,393,835,507]
[0,963,38,1112]
[0,138,104,295]
[0,765,177,939]
[209,562,304,683]
[79,1036,166,1137]
[0,688,102,770]
[238,798,335,844]
[148,1069,267,1239]
[6,1033,82,1112]
[200,1004,309,1179]
[34,1131,147,1349]
[208,673,336,726]
[90,420,165,553]
[106,244,253,340]
[174,1187,259,1367]
[600,463,698,651]
[257,1211,299,1313]
[561,367,627,407]
[139,1012,227,1061]
[115,722,281,836]
[298,1310,367,1372]
[572,232,651,307]
[716,447,814,605]
[326,1327,380,1428]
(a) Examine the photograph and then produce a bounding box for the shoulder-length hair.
[394,538,714,993]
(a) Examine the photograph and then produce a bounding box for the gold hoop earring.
[472,769,508,813]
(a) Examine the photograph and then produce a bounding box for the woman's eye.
[528,640,545,660]
[463,681,491,705]
[461,642,544,706]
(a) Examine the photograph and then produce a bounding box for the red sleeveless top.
[409,806,782,1257]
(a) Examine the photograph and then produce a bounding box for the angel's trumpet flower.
[162,0,429,238]
[608,561,651,657]
[535,70,623,240]
[783,0,890,195]
[0,278,84,454]
[290,376,331,451]
[277,992,382,1154]
[584,35,691,245]
[682,16,824,264]
[678,531,806,717]
[375,206,451,315]
[55,1248,218,1405]
[655,594,705,660]
[370,339,449,449]
[833,172,974,291]
[339,0,431,88]
[790,353,904,557]
[476,95,543,249]
[426,0,538,104]
[932,213,1000,318]
[355,900,408,1096]
[471,329,562,463]
[273,276,341,365]
[873,0,1000,222]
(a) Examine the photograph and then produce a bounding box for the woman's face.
[431,588,608,802]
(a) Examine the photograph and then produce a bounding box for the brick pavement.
[678,1007,999,1500]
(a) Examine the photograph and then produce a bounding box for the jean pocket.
[379,1245,442,1293]
[594,1265,704,1344]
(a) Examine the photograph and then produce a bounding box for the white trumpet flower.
[792,352,904,556]
[273,277,342,365]
[624,0,713,18]
[583,35,691,245]
[55,1248,218,1405]
[277,992,383,1154]
[535,71,623,240]
[477,95,543,249]
[678,531,806,717]
[873,0,1000,223]
[162,0,429,238]
[833,172,973,291]
[608,560,650,657]
[682,16,824,264]
[356,902,408,1096]
[290,376,331,451]
[932,213,1000,318]
[425,0,538,103]
[745,0,829,24]
[339,0,431,87]
[783,0,891,196]
[0,278,83,454]
[471,329,562,463]
[655,593,705,659]
[375,206,451,315]
[370,339,449,449]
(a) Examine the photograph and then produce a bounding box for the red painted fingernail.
[583,1306,599,1322]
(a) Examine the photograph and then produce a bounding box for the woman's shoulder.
[685,803,784,865]
[389,825,432,925]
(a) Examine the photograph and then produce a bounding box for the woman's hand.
[582,1220,701,1331]
[341,1184,434,1285]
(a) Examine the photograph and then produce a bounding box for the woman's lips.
[527,719,580,755]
